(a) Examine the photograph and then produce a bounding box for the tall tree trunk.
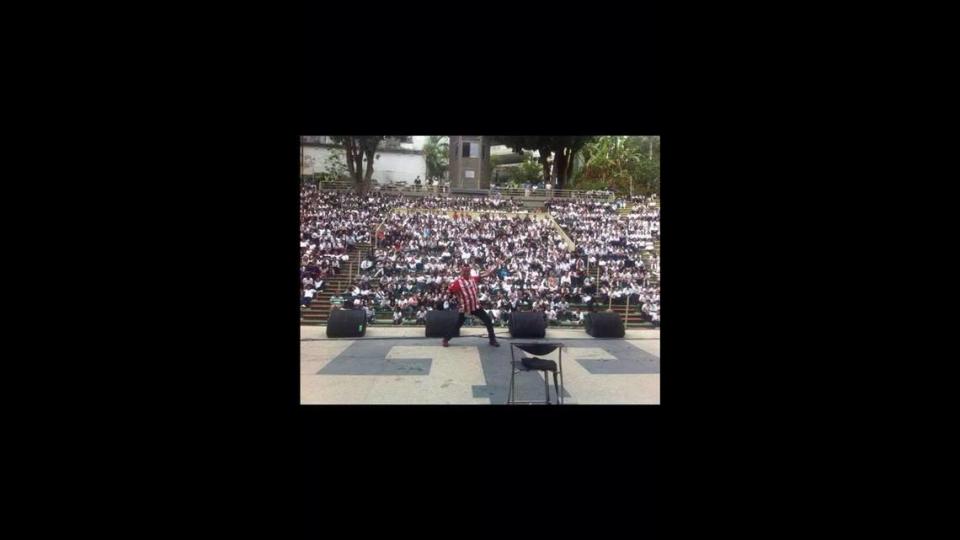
[343,138,357,180]
[539,147,551,185]
[345,137,365,193]
[353,152,363,184]
[364,148,376,182]
[554,147,569,190]
[353,148,364,183]
[356,149,366,194]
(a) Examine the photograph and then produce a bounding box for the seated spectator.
[302,286,315,307]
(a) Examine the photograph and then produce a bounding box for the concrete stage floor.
[301,326,659,405]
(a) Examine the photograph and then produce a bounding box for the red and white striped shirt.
[449,275,481,313]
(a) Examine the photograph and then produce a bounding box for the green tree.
[630,135,661,161]
[422,136,449,181]
[512,153,544,184]
[323,151,348,182]
[329,136,389,192]
[574,135,660,196]
[495,136,595,189]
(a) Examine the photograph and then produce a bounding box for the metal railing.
[302,177,451,194]
[304,177,619,200]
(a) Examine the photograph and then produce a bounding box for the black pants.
[445,309,497,343]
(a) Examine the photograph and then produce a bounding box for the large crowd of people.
[545,194,660,321]
[398,193,526,212]
[300,184,660,326]
[299,188,527,303]
[299,187,409,306]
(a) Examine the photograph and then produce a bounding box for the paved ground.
[301,325,660,405]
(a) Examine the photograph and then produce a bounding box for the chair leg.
[559,349,564,405]
[553,371,560,405]
[544,372,550,404]
[508,349,515,405]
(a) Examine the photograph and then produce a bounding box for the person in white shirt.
[647,303,659,325]
[301,286,313,307]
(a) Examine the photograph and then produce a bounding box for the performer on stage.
[443,263,500,348]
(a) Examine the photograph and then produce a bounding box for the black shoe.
[489,341,500,347]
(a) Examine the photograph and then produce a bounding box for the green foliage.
[512,153,544,184]
[493,136,596,189]
[422,136,449,180]
[572,135,660,196]
[324,151,348,181]
[328,136,388,189]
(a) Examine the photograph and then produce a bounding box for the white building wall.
[302,145,426,184]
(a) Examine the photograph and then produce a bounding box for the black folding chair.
[508,342,565,405]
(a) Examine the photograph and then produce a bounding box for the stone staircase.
[605,303,656,328]
[300,242,372,325]
[634,201,660,286]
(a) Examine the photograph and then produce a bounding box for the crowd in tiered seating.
[299,187,528,307]
[346,211,592,325]
[545,194,660,323]
[410,193,526,212]
[583,189,616,198]
[300,185,660,326]
[300,188,406,305]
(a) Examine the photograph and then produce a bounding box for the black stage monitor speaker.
[425,309,461,338]
[509,311,547,339]
[326,308,367,338]
[584,311,625,338]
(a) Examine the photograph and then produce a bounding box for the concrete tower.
[447,136,491,190]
